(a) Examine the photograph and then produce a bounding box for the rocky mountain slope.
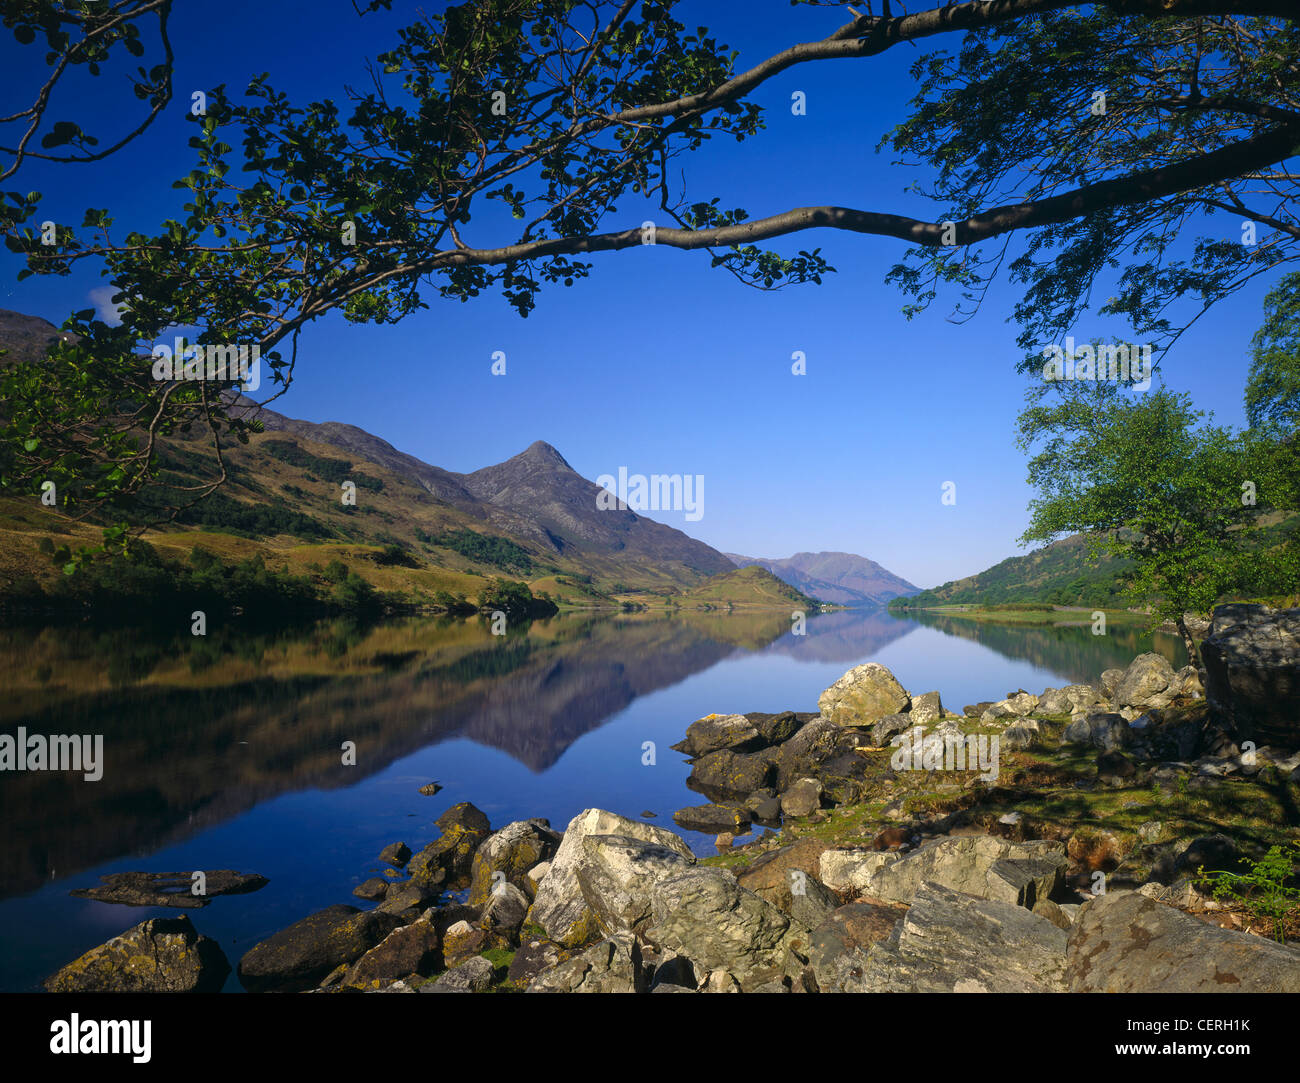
[726,550,919,607]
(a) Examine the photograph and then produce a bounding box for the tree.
[2,0,1297,536]
[1247,270,1300,435]
[1018,381,1281,662]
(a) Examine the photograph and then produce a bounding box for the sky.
[1,0,1279,589]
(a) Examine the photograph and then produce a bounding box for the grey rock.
[1202,604,1300,749]
[424,955,494,993]
[526,933,644,993]
[1064,712,1132,751]
[44,915,231,993]
[818,663,911,727]
[672,713,761,757]
[238,905,403,993]
[780,777,823,818]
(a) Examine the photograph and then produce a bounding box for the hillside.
[726,550,918,606]
[888,534,1132,610]
[673,565,821,609]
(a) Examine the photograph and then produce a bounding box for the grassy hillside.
[667,565,821,610]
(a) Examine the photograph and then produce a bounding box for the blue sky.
[2,1,1276,589]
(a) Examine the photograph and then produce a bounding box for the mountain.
[674,565,821,609]
[725,550,919,607]
[0,310,738,607]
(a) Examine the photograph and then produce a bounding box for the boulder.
[744,789,783,823]
[645,868,809,991]
[378,842,410,868]
[343,921,441,986]
[671,713,761,757]
[467,819,561,906]
[481,882,530,931]
[735,837,831,909]
[352,878,388,901]
[818,663,910,727]
[772,719,843,790]
[1038,684,1103,714]
[526,933,645,993]
[1172,834,1246,877]
[529,809,695,948]
[746,710,808,746]
[818,849,899,894]
[780,778,823,818]
[672,804,749,834]
[375,878,441,917]
[1063,712,1132,751]
[574,834,693,936]
[871,713,913,747]
[423,956,495,993]
[687,746,776,797]
[1003,719,1042,749]
[1201,604,1300,749]
[909,691,944,726]
[409,810,492,890]
[807,902,907,993]
[237,905,403,993]
[44,915,231,993]
[1067,891,1300,991]
[861,882,1068,992]
[1099,668,1125,697]
[849,835,1067,908]
[506,937,569,987]
[1113,652,1178,709]
[437,802,491,834]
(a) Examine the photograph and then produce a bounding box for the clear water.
[0,608,1184,991]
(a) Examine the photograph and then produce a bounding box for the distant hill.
[888,534,1131,609]
[675,565,820,609]
[726,550,919,607]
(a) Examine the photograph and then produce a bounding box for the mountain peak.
[512,440,573,470]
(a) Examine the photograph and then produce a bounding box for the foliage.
[426,527,533,572]
[1196,844,1300,943]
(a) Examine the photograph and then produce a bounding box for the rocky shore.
[44,603,1300,994]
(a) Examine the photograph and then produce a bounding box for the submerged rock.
[69,869,268,909]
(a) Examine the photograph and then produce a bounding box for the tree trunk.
[1176,613,1200,670]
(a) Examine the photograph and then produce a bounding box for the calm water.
[0,607,1185,991]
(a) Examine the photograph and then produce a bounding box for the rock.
[672,804,750,834]
[818,663,910,728]
[506,937,568,986]
[1033,898,1073,930]
[44,915,230,993]
[422,903,482,937]
[847,835,1067,909]
[871,713,913,747]
[529,809,695,948]
[437,802,491,834]
[1099,668,1125,697]
[688,746,776,797]
[772,718,842,791]
[1097,748,1139,784]
[910,691,944,726]
[409,813,492,890]
[523,861,551,896]
[68,870,268,909]
[1114,652,1178,709]
[1039,684,1102,714]
[1173,834,1246,877]
[818,849,899,893]
[1067,891,1300,991]
[744,789,782,822]
[1064,712,1132,751]
[645,868,809,991]
[423,956,495,993]
[807,902,907,992]
[467,819,561,906]
[417,782,442,796]
[378,842,411,868]
[344,921,441,986]
[861,882,1068,992]
[701,970,741,993]
[1201,604,1300,749]
[375,878,440,917]
[735,837,831,907]
[482,882,530,931]
[1003,719,1042,749]
[526,933,645,993]
[780,778,823,818]
[746,710,807,745]
[671,713,761,757]
[1138,821,1165,843]
[964,701,995,718]
[441,920,487,967]
[574,834,693,936]
[352,878,389,901]
[237,905,403,993]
